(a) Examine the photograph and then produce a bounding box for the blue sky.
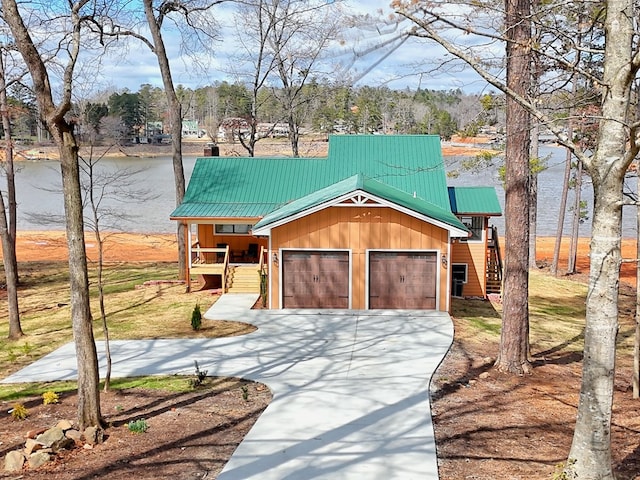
[91,1,488,95]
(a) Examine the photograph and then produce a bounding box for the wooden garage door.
[369,252,437,309]
[282,251,349,308]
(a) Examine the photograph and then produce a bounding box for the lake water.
[7,146,639,238]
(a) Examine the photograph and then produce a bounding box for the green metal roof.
[253,174,468,234]
[171,135,500,225]
[447,187,502,215]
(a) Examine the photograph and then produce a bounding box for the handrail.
[491,225,503,281]
[258,245,268,274]
[257,245,268,307]
[189,243,230,292]
[190,245,229,267]
[222,246,229,292]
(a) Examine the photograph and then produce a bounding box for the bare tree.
[391,0,639,476]
[0,44,22,339]
[228,0,280,156]
[233,0,344,157]
[79,146,155,391]
[99,0,224,281]
[3,0,103,429]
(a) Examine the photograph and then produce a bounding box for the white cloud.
[83,0,488,94]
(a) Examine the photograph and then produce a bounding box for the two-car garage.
[281,250,439,310]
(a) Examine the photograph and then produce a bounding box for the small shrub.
[259,271,268,307]
[10,403,29,420]
[188,360,208,388]
[21,342,34,355]
[42,391,60,405]
[552,459,577,480]
[241,385,249,401]
[127,418,149,434]
[191,304,202,331]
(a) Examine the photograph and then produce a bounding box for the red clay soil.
[7,231,638,285]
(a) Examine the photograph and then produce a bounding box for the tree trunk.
[567,0,633,475]
[495,0,531,375]
[567,170,620,479]
[97,231,111,392]
[551,146,572,276]
[529,120,539,269]
[143,0,186,280]
[288,116,299,157]
[552,74,577,277]
[0,49,22,339]
[59,132,103,429]
[568,159,583,273]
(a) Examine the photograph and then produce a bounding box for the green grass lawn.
[0,261,244,382]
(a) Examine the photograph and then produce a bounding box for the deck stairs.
[486,226,503,295]
[226,264,261,293]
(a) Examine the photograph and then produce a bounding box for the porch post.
[185,222,191,292]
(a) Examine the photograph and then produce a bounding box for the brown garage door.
[369,252,437,309]
[282,251,349,308]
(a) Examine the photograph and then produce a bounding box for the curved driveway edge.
[2,297,453,480]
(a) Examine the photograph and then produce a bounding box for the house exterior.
[170,134,502,311]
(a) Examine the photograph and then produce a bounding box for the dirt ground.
[11,135,496,161]
[0,380,271,479]
[2,232,640,479]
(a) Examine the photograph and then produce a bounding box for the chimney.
[204,143,219,156]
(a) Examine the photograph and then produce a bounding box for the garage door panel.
[369,252,437,310]
[283,251,349,308]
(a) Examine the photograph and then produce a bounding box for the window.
[460,216,484,241]
[451,264,468,297]
[215,224,252,235]
[452,264,468,283]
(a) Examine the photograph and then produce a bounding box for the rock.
[36,427,64,448]
[83,426,103,445]
[56,419,73,431]
[36,427,74,452]
[28,451,51,469]
[479,372,490,379]
[65,429,82,442]
[25,427,46,439]
[24,438,43,455]
[53,436,75,453]
[4,450,25,472]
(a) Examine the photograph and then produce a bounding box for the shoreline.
[7,136,500,162]
[4,230,638,285]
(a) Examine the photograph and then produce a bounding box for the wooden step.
[226,265,263,293]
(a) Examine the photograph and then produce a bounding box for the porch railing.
[190,243,230,292]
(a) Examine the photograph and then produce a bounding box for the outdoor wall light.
[441,253,447,267]
[272,252,278,265]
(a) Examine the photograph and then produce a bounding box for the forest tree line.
[5,80,504,146]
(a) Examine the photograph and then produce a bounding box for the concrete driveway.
[2,294,453,480]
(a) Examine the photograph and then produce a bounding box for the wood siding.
[270,206,449,310]
[450,222,489,297]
